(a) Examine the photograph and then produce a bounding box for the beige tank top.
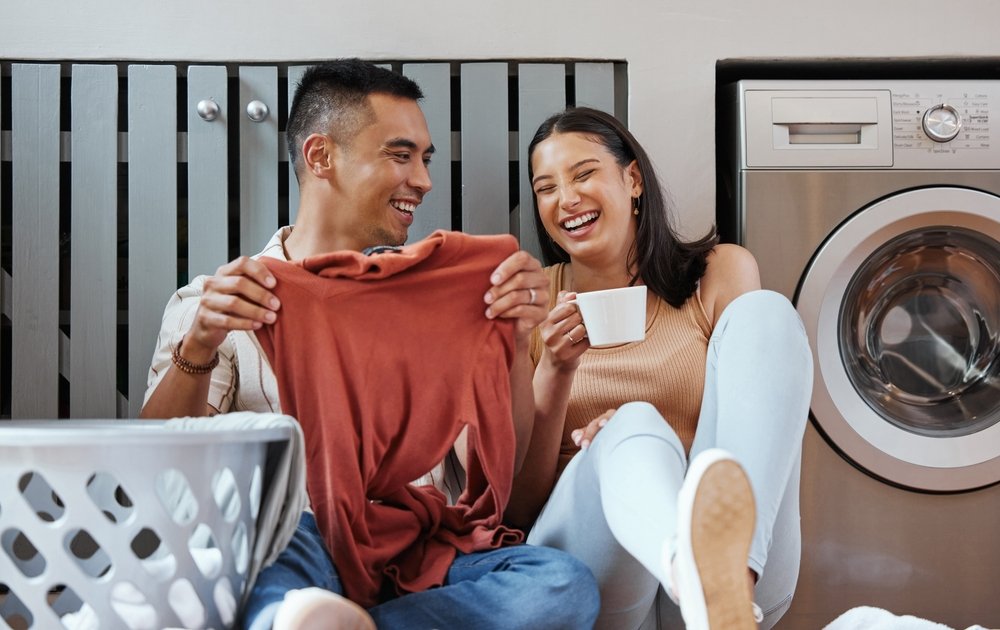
[530,263,713,473]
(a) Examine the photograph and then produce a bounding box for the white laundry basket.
[0,420,292,630]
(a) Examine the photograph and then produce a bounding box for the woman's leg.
[529,401,688,630]
[688,289,813,628]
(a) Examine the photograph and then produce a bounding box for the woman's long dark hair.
[527,107,718,308]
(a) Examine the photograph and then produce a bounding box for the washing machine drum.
[798,187,1000,492]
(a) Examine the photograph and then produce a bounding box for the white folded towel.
[824,606,993,630]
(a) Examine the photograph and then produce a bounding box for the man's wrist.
[172,336,219,375]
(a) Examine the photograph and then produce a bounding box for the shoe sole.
[689,457,756,630]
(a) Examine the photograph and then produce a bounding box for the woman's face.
[530,132,642,266]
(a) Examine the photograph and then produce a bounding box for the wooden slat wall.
[187,65,229,279]
[70,65,118,418]
[1,64,4,411]
[239,66,279,256]
[517,64,567,261]
[286,65,308,225]
[403,63,452,242]
[11,64,60,419]
[575,62,616,115]
[0,60,624,419]
[127,65,178,418]
[460,63,509,236]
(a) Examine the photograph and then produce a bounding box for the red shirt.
[255,230,523,607]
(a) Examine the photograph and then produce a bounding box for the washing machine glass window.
[839,226,1000,438]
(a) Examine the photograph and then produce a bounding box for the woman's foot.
[667,448,757,630]
[273,587,376,630]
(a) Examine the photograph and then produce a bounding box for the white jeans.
[527,290,813,630]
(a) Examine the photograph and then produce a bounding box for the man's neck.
[283,197,354,260]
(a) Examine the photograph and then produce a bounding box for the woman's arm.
[505,293,587,529]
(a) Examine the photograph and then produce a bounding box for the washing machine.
[720,79,1000,629]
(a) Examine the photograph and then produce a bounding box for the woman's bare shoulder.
[700,244,761,325]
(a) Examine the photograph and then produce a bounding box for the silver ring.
[528,287,537,305]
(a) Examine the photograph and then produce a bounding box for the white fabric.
[823,606,978,630]
[164,412,308,599]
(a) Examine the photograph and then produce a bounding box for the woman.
[506,107,813,630]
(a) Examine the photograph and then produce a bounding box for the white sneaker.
[667,448,757,630]
[273,587,376,630]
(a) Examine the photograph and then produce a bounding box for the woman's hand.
[539,291,590,370]
[571,408,616,450]
[484,250,549,346]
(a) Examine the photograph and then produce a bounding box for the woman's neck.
[564,260,637,294]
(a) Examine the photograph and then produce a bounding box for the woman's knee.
[605,402,672,439]
[725,290,799,331]
[716,290,810,358]
[593,402,684,457]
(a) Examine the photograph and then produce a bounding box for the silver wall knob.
[246,100,270,122]
[196,99,220,122]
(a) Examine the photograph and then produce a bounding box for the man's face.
[331,93,434,251]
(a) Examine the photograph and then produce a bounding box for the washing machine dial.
[921,103,962,142]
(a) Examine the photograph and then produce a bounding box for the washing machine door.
[798,187,1000,491]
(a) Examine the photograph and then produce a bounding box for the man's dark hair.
[286,59,424,179]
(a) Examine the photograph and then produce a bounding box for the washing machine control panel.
[740,80,1000,169]
[891,83,998,168]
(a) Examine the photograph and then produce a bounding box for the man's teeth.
[563,212,598,230]
[391,201,416,213]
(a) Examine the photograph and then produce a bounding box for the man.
[142,60,599,629]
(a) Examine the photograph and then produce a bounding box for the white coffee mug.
[573,285,647,348]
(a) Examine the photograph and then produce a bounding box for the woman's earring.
[633,195,641,216]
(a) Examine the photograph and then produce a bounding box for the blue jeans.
[243,512,600,630]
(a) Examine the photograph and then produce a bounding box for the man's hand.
[483,250,549,344]
[183,256,281,362]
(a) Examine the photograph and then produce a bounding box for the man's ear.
[302,133,335,179]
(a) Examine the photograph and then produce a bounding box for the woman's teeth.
[562,212,598,231]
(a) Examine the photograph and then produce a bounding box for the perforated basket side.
[0,426,282,630]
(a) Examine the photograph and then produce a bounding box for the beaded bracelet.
[171,337,220,375]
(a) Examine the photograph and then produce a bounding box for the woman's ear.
[302,133,334,179]
[627,159,643,197]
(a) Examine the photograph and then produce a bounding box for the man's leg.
[368,544,600,630]
[242,512,352,630]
